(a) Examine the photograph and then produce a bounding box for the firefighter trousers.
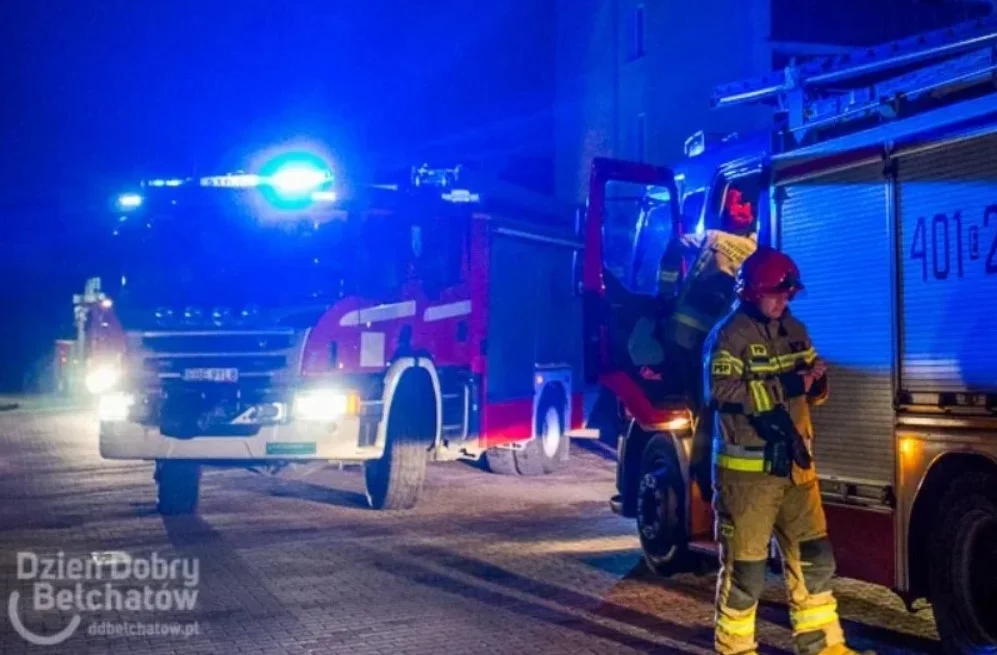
[712,470,845,655]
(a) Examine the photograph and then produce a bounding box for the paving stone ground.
[0,410,942,654]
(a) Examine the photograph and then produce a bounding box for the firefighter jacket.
[704,304,828,485]
[658,229,757,351]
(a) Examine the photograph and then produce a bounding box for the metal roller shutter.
[897,132,997,395]
[778,163,896,486]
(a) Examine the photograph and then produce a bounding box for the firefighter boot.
[713,472,787,655]
[774,480,862,655]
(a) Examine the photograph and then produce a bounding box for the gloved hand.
[750,406,812,476]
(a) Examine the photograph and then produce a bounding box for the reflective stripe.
[713,350,745,375]
[790,601,839,633]
[659,271,679,282]
[778,347,817,367]
[749,380,773,412]
[717,609,757,637]
[673,312,711,332]
[716,454,767,472]
[747,347,818,375]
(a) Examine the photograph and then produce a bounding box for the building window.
[634,113,646,162]
[629,5,645,60]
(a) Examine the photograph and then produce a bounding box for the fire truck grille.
[134,330,299,393]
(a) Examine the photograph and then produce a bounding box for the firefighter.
[704,246,873,655]
[655,186,758,404]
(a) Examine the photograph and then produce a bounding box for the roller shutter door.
[778,163,896,486]
[897,132,997,395]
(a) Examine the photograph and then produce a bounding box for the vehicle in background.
[76,154,592,514]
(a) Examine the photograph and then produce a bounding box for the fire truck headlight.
[85,365,121,395]
[293,389,359,422]
[98,392,134,422]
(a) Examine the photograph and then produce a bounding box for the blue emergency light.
[118,152,338,213]
[117,193,143,210]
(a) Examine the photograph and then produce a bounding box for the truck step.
[689,539,719,557]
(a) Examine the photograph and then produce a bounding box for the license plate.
[182,367,239,383]
[266,442,317,456]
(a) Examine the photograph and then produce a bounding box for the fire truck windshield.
[105,206,407,327]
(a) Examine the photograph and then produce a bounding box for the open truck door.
[582,157,692,431]
[582,157,713,575]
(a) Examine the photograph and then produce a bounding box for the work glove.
[750,405,812,477]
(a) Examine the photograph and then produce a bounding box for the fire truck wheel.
[364,377,431,511]
[155,461,201,516]
[514,391,568,476]
[928,472,997,655]
[636,435,689,576]
[484,447,519,475]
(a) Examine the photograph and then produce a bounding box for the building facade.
[554,0,994,203]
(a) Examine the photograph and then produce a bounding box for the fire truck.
[583,17,997,654]
[80,154,590,515]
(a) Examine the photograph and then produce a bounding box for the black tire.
[514,389,569,476]
[617,419,647,518]
[928,472,997,655]
[484,447,519,475]
[636,435,690,576]
[364,375,432,510]
[156,461,201,516]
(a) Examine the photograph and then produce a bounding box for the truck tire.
[928,472,997,655]
[636,435,689,576]
[155,461,201,516]
[364,376,431,511]
[514,390,569,476]
[484,447,519,475]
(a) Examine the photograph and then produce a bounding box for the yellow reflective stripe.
[659,271,679,282]
[775,347,817,367]
[714,350,744,374]
[790,602,839,632]
[716,611,757,637]
[716,454,766,472]
[748,348,818,374]
[749,380,773,412]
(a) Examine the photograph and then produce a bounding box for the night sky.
[0,0,555,391]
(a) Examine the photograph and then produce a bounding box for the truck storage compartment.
[778,162,897,487]
[485,226,583,406]
[897,131,997,399]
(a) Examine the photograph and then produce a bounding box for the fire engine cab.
[81,154,588,515]
[584,17,997,654]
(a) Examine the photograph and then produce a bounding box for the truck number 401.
[909,206,997,281]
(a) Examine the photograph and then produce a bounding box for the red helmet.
[736,246,804,302]
[723,188,754,231]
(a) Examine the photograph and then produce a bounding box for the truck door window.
[681,189,706,234]
[632,201,676,295]
[603,180,648,293]
[414,215,465,295]
[708,172,763,233]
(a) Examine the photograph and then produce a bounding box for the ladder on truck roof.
[712,15,997,149]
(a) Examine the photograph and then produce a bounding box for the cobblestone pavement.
[0,411,942,654]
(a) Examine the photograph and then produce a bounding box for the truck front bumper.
[100,418,384,462]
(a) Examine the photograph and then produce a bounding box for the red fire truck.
[81,154,589,515]
[584,18,997,654]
